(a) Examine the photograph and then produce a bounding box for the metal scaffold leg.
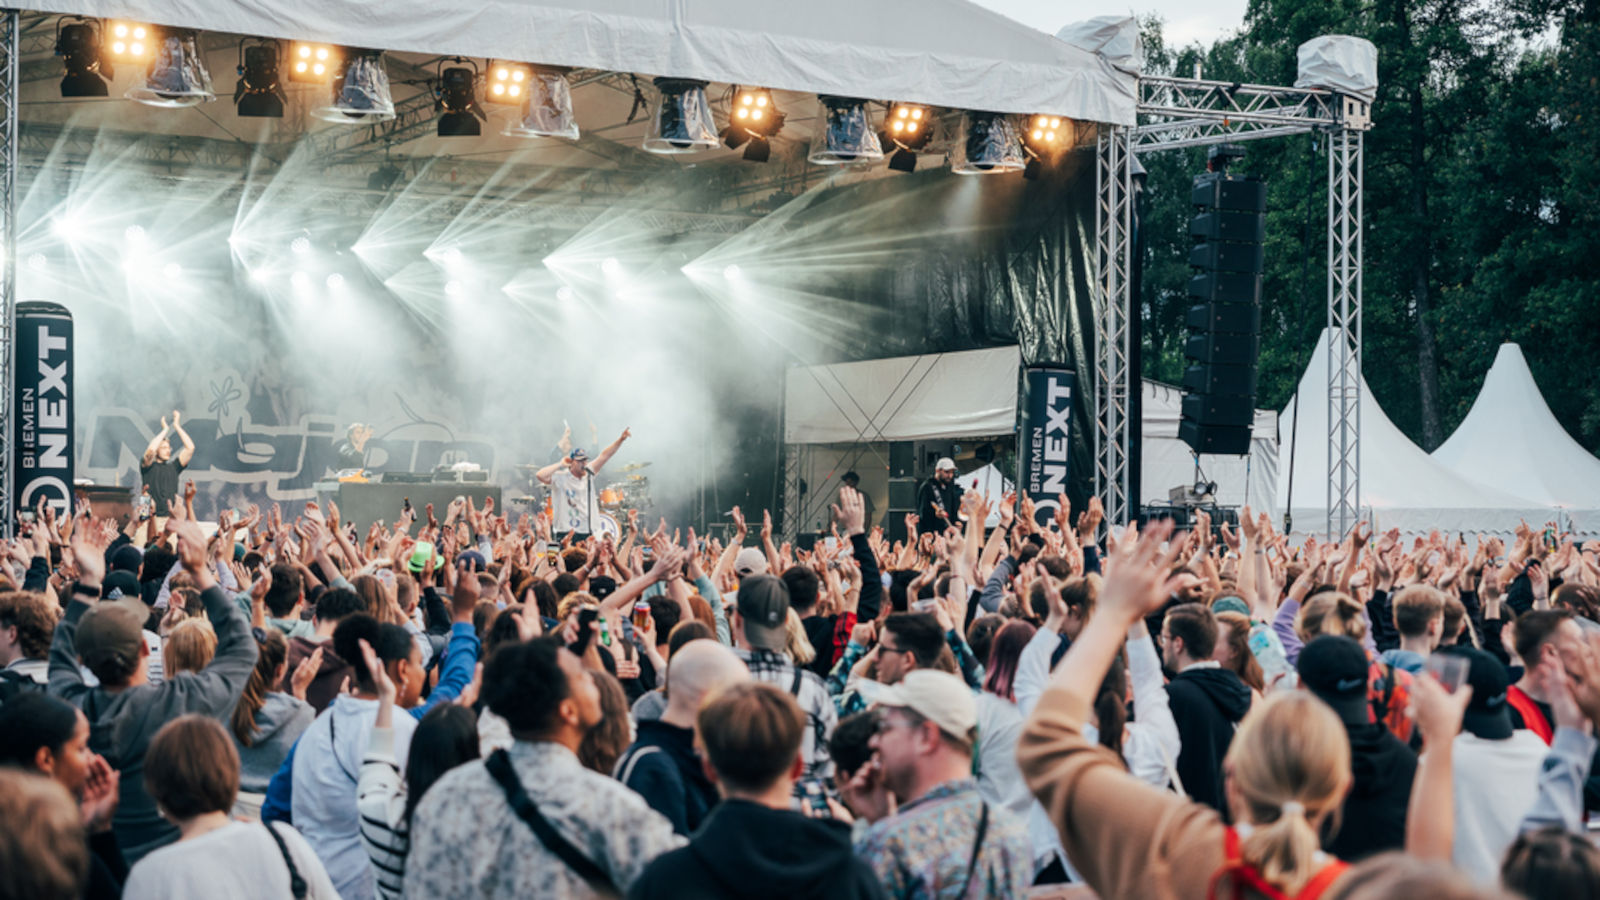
[1326,126,1363,539]
[1093,126,1133,527]
[0,12,17,531]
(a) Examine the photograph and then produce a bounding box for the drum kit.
[512,460,653,515]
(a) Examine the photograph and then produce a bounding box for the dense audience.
[3,471,1600,900]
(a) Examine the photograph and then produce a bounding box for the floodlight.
[435,61,486,137]
[644,78,718,154]
[556,286,575,303]
[326,273,344,289]
[291,236,311,254]
[723,264,742,280]
[312,49,394,123]
[881,102,934,173]
[445,280,465,297]
[162,262,183,279]
[105,22,153,65]
[127,28,216,108]
[808,96,883,165]
[486,62,530,104]
[721,86,784,163]
[55,18,110,97]
[124,225,146,244]
[601,257,622,276]
[1022,114,1071,180]
[502,65,578,140]
[234,40,286,118]
[289,42,338,83]
[953,112,1025,175]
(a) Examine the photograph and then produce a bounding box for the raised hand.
[79,755,119,833]
[1097,519,1181,624]
[1077,495,1104,540]
[1408,668,1472,745]
[290,646,323,701]
[761,510,773,542]
[356,638,396,705]
[171,410,182,427]
[832,486,867,537]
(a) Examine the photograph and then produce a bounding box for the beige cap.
[874,669,976,746]
[733,547,769,578]
[934,457,957,472]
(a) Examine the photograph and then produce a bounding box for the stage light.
[439,246,463,264]
[249,267,270,283]
[51,213,82,242]
[601,257,621,276]
[326,273,344,289]
[291,236,311,254]
[809,96,884,165]
[445,280,465,297]
[27,253,46,272]
[289,42,337,83]
[124,225,146,244]
[162,262,183,279]
[644,78,718,154]
[55,17,110,97]
[435,60,485,137]
[234,39,286,118]
[882,102,934,173]
[723,264,742,280]
[720,86,785,163]
[556,285,575,304]
[502,66,579,140]
[1022,114,1072,180]
[106,22,152,65]
[290,271,311,289]
[486,62,530,104]
[313,49,395,123]
[127,28,216,108]
[953,112,1025,175]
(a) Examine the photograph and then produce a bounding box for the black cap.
[102,570,144,604]
[841,471,860,485]
[1296,635,1370,726]
[735,574,790,651]
[1440,646,1512,741]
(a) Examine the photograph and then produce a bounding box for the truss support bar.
[0,12,16,532]
[1326,126,1363,539]
[1093,125,1134,527]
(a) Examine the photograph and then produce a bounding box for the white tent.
[1432,344,1600,519]
[1276,330,1549,536]
[1141,379,1278,512]
[16,1,1138,125]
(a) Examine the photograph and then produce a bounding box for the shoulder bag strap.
[485,749,618,897]
[263,822,309,900]
[957,801,990,897]
[789,663,804,697]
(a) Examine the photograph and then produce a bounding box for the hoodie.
[281,636,352,714]
[614,719,719,836]
[1327,721,1416,861]
[235,691,314,793]
[627,799,885,900]
[1166,665,1253,815]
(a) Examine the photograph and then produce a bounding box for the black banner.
[1017,365,1075,530]
[15,302,73,520]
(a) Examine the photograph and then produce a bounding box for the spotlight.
[486,61,530,105]
[1022,114,1071,180]
[881,102,934,173]
[439,246,463,263]
[723,264,742,280]
[435,60,485,137]
[556,286,575,304]
[445,280,465,298]
[234,39,286,118]
[313,49,394,123]
[953,112,1026,175]
[288,42,338,83]
[326,273,344,289]
[249,267,270,283]
[124,225,146,244]
[55,17,111,98]
[162,262,183,279]
[127,28,216,108]
[105,22,153,65]
[721,86,785,163]
[501,65,578,140]
[809,96,884,165]
[644,78,718,154]
[601,257,621,276]
[291,236,311,254]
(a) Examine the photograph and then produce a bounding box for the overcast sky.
[968,0,1249,48]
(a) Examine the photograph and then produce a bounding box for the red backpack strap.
[1208,828,1292,900]
[1294,860,1350,900]
[1506,685,1554,744]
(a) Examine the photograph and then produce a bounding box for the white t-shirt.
[1444,729,1548,884]
[123,821,340,900]
[549,466,601,534]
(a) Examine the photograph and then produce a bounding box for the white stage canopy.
[1141,380,1278,513]
[16,1,1139,124]
[1433,343,1600,518]
[1277,330,1549,536]
[785,346,1021,445]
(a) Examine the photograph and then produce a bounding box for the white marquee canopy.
[14,1,1139,124]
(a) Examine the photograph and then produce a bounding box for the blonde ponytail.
[1225,692,1352,894]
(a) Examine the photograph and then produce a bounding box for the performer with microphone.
[537,427,632,539]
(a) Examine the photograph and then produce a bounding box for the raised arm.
[588,427,632,475]
[142,415,172,467]
[170,410,196,467]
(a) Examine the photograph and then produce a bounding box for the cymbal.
[621,461,652,472]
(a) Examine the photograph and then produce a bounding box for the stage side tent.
[1141,379,1278,513]
[18,0,1140,125]
[1276,330,1549,536]
[1432,343,1600,522]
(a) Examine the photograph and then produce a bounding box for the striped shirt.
[357,726,409,900]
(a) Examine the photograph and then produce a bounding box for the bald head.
[664,640,749,721]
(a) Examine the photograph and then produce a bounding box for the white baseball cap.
[934,457,957,472]
[873,669,977,746]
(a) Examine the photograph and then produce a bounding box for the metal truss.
[1093,73,1371,536]
[1326,128,1363,538]
[1092,126,1134,527]
[781,443,805,543]
[0,13,15,530]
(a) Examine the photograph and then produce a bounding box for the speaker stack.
[1180,146,1266,457]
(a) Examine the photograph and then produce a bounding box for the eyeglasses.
[872,707,925,735]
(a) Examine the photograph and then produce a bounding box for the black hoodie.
[627,799,885,900]
[1326,721,1416,860]
[1166,666,1253,815]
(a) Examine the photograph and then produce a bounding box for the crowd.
[3,452,1600,900]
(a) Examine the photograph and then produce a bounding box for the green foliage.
[1138,3,1600,452]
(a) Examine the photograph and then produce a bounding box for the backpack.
[1207,827,1348,900]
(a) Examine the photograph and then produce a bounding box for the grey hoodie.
[49,583,257,864]
[236,691,314,793]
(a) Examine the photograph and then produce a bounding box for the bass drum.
[593,513,622,542]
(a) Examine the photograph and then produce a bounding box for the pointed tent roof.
[1433,343,1600,510]
[1276,329,1549,534]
